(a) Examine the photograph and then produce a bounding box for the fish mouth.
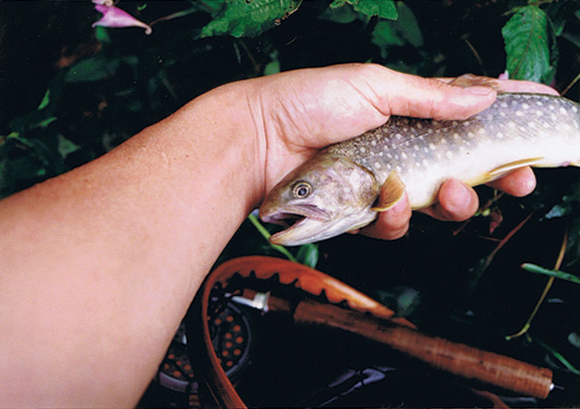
[259,204,331,245]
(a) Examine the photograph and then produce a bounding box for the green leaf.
[502,5,556,83]
[330,0,397,20]
[58,135,80,159]
[319,3,358,24]
[264,51,281,76]
[296,243,319,268]
[37,90,51,110]
[372,3,422,58]
[535,337,580,375]
[66,55,119,83]
[9,72,64,133]
[201,0,303,38]
[521,263,580,285]
[197,0,226,17]
[66,55,138,84]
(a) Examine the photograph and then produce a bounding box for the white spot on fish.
[500,102,508,108]
[360,147,366,154]
[573,106,578,113]
[387,153,392,158]
[516,111,524,116]
[535,110,543,116]
[429,143,436,150]
[496,132,504,139]
[446,151,453,159]
[395,133,403,140]
[422,159,429,167]
[416,123,423,129]
[522,103,529,109]
[374,162,382,170]
[508,121,516,128]
[453,133,460,140]
[396,165,402,172]
[401,152,408,159]
[560,107,568,115]
[413,145,420,151]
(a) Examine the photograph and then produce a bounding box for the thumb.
[353,64,498,120]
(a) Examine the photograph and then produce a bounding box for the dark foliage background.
[2,0,580,407]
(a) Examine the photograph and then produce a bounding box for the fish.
[259,93,580,246]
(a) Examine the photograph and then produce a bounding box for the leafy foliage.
[201,0,304,38]
[330,0,398,20]
[502,5,556,83]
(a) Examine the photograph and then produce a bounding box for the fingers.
[487,166,536,197]
[419,179,479,222]
[437,76,559,96]
[358,168,536,240]
[493,80,559,95]
[357,179,479,241]
[358,192,412,240]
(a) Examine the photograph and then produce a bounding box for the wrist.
[178,80,267,211]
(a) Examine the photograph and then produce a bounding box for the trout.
[259,93,580,246]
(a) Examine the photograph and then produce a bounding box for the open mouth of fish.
[259,204,331,243]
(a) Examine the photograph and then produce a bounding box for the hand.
[250,63,558,240]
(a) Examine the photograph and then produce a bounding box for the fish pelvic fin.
[484,157,545,182]
[371,170,406,212]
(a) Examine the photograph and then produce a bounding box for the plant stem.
[247,213,297,263]
[506,231,568,340]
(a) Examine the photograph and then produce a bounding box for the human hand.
[250,63,558,240]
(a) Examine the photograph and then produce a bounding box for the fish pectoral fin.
[371,170,406,212]
[485,157,545,181]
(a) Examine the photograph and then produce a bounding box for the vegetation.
[1,0,580,406]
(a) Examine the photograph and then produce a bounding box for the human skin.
[0,63,557,407]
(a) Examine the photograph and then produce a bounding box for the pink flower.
[92,2,152,35]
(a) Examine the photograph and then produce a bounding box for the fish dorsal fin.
[371,170,406,212]
[485,157,544,181]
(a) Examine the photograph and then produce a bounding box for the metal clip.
[231,291,270,313]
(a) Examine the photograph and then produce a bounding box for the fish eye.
[292,182,312,198]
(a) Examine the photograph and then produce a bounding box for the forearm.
[0,82,262,407]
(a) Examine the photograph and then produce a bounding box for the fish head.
[259,154,379,246]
